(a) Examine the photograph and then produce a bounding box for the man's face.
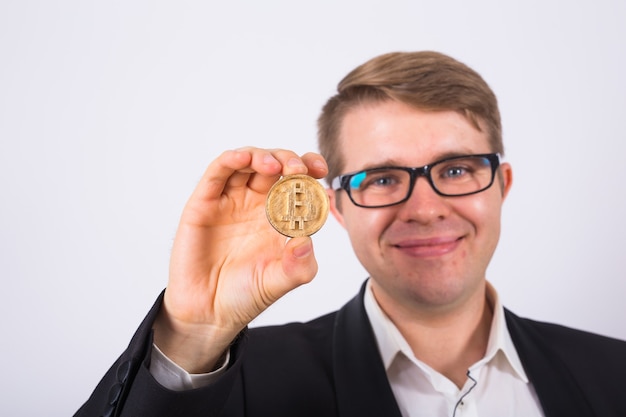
[328,100,512,313]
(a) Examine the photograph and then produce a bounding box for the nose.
[396,176,450,223]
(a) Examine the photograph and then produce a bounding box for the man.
[75,51,626,417]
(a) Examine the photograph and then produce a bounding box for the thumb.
[281,237,318,290]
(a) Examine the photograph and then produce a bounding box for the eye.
[442,166,469,179]
[435,156,490,182]
[357,170,404,190]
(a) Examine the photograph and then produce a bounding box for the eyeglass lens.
[346,155,495,207]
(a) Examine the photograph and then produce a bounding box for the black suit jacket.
[75,282,626,417]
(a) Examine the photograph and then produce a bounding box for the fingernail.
[312,159,327,171]
[263,154,278,164]
[286,157,303,167]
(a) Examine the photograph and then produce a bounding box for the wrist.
[152,309,239,374]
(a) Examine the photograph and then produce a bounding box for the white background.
[1,1,625,415]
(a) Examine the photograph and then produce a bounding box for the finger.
[265,237,318,302]
[300,152,328,179]
[245,150,329,193]
[191,148,325,204]
[245,149,307,193]
[271,149,310,176]
[193,149,281,202]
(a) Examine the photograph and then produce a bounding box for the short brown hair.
[317,51,503,184]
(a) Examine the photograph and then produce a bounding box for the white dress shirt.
[150,343,229,390]
[151,282,546,416]
[363,280,545,417]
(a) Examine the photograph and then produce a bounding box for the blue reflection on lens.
[350,171,367,189]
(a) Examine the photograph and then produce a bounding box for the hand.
[152,147,328,373]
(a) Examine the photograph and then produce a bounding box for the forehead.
[338,101,491,171]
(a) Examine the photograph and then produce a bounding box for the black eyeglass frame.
[330,153,501,208]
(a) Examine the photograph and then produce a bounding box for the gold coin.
[265,174,329,237]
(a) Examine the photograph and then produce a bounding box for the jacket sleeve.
[73,291,247,417]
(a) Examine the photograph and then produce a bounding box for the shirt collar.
[363,279,529,383]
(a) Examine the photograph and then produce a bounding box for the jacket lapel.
[505,309,595,417]
[332,281,403,417]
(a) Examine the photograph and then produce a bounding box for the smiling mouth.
[392,236,463,258]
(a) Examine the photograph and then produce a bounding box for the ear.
[499,162,513,200]
[327,188,347,229]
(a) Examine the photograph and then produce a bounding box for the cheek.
[342,208,392,249]
[462,196,503,243]
[342,211,389,275]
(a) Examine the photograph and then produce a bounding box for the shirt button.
[116,359,132,383]
[108,383,123,405]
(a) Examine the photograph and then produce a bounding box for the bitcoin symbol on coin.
[265,175,329,237]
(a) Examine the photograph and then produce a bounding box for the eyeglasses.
[330,153,501,208]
